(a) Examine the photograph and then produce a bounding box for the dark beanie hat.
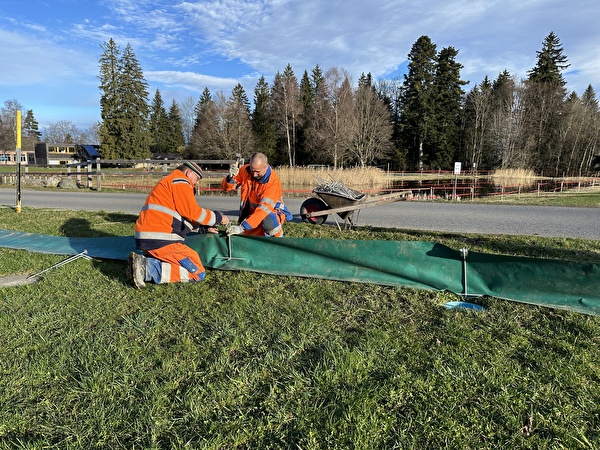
[184,161,203,179]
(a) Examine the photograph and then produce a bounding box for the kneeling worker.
[128,161,230,288]
[221,152,292,237]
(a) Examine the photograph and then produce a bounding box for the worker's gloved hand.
[226,224,244,236]
[229,163,239,178]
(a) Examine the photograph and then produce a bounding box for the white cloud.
[2,0,599,128]
[146,70,240,92]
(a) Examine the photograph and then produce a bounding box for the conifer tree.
[98,39,150,159]
[375,78,406,169]
[270,64,301,166]
[193,88,212,130]
[527,31,569,87]
[429,46,467,169]
[23,110,41,141]
[188,87,220,159]
[119,43,151,159]
[296,70,313,164]
[98,38,121,159]
[304,67,330,166]
[358,72,373,90]
[525,32,570,174]
[149,89,171,154]
[167,100,185,155]
[399,35,437,170]
[299,70,313,111]
[311,65,326,99]
[252,76,277,161]
[226,83,255,159]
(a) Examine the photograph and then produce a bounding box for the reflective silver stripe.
[197,209,215,225]
[269,224,282,235]
[142,203,183,221]
[135,231,184,242]
[262,197,276,208]
[160,262,171,283]
[183,220,194,232]
[179,265,190,282]
[252,196,276,215]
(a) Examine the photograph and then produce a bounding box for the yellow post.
[16,110,22,213]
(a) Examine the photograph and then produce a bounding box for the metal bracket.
[27,249,92,280]
[215,234,246,261]
[460,247,469,298]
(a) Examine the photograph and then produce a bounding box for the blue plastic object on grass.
[444,301,486,311]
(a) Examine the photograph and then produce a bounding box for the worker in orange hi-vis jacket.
[128,161,230,289]
[221,152,293,238]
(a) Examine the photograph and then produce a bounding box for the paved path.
[1,188,598,240]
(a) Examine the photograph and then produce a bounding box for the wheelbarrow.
[300,178,412,228]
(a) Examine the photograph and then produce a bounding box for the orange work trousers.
[145,242,205,283]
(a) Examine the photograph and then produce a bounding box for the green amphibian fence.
[1,229,598,316]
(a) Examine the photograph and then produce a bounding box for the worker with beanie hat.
[128,161,230,288]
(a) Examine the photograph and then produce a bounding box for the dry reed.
[491,168,537,187]
[276,166,389,192]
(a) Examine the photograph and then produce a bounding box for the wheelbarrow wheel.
[300,198,329,225]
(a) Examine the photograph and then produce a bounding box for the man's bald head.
[249,152,268,180]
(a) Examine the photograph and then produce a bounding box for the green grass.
[0,207,599,449]
[473,189,600,208]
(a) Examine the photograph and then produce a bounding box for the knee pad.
[261,212,280,233]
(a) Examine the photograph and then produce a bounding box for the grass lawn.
[0,205,599,449]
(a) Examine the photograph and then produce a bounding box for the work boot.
[127,252,147,289]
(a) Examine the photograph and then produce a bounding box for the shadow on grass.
[59,213,138,237]
[59,213,138,285]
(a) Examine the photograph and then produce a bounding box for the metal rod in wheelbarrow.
[325,175,362,199]
[303,190,411,218]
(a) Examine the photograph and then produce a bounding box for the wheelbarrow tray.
[313,188,366,219]
[314,189,365,205]
[307,189,412,220]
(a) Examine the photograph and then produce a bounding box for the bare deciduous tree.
[314,67,354,168]
[347,83,393,167]
[179,96,197,146]
[42,120,86,144]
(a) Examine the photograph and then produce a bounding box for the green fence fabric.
[1,229,599,316]
[192,235,600,316]
[199,235,463,292]
[0,229,134,260]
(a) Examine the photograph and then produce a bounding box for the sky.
[1,0,599,132]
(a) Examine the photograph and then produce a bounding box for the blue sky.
[1,0,598,131]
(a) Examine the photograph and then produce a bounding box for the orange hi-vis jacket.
[135,169,223,251]
[221,164,285,232]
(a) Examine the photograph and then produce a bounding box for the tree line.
[1,32,598,175]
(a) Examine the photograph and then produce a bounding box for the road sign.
[454,162,462,175]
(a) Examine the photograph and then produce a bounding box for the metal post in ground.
[15,110,22,214]
[460,247,469,298]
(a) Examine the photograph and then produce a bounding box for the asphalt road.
[1,188,598,240]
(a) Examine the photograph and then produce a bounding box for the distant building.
[34,143,101,165]
[0,150,35,165]
[77,145,101,161]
